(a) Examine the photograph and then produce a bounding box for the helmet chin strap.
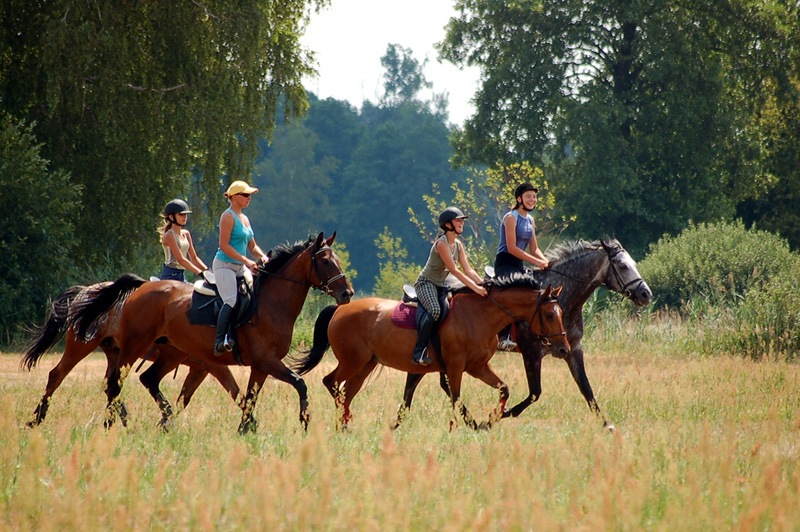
[169,215,186,228]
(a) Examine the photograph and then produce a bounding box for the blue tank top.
[215,209,254,264]
[497,210,533,254]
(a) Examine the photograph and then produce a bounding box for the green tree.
[0,114,81,342]
[439,0,800,254]
[380,44,432,106]
[1,1,323,271]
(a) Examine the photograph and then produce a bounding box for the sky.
[300,0,481,126]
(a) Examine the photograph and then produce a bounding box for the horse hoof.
[604,422,616,433]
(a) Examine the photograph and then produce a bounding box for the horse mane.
[545,238,621,267]
[261,235,315,273]
[452,272,541,295]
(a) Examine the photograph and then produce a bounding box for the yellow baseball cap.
[224,180,259,197]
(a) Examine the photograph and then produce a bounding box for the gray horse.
[392,239,652,431]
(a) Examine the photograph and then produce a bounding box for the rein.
[546,244,644,299]
[487,289,566,346]
[258,245,344,295]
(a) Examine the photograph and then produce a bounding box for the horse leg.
[466,364,509,429]
[391,373,426,430]
[238,370,268,434]
[445,370,478,431]
[104,339,151,429]
[138,355,176,431]
[338,358,379,431]
[251,357,311,431]
[503,339,545,419]
[565,345,614,432]
[180,363,243,413]
[27,332,100,427]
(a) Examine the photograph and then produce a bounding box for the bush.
[639,221,795,309]
[714,258,800,361]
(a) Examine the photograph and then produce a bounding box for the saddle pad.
[189,291,218,326]
[390,302,417,329]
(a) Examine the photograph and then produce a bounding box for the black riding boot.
[213,304,235,356]
[412,313,437,366]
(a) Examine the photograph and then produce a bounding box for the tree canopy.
[439,0,800,254]
[1,0,324,270]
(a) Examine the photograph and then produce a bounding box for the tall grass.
[2,313,799,530]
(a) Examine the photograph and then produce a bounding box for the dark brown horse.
[71,233,353,433]
[394,239,652,431]
[290,278,569,430]
[21,283,243,428]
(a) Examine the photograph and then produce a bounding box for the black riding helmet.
[163,199,192,217]
[514,182,539,211]
[438,206,469,231]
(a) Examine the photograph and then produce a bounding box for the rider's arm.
[163,231,204,275]
[503,214,549,269]
[436,240,486,296]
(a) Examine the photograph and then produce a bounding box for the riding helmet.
[163,199,192,217]
[438,206,469,230]
[514,182,538,199]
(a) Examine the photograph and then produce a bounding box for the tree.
[0,114,81,342]
[439,0,800,254]
[380,43,432,106]
[0,1,323,271]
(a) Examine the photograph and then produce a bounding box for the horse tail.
[20,285,85,370]
[292,304,337,375]
[72,274,147,340]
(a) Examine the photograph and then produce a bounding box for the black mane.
[261,235,315,273]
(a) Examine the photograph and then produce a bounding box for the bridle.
[488,288,567,347]
[259,243,346,296]
[547,243,645,300]
[604,246,646,299]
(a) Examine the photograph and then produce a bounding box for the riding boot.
[412,313,437,366]
[213,304,235,356]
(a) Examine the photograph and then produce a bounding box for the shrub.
[639,221,795,309]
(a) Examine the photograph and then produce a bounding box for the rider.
[212,180,269,356]
[158,199,208,282]
[412,207,488,366]
[494,182,549,350]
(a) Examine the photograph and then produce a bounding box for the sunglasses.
[237,193,251,198]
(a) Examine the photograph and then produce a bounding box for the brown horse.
[290,278,569,430]
[70,233,353,433]
[21,283,243,429]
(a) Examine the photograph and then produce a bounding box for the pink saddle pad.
[390,302,417,329]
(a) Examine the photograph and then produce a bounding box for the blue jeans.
[159,265,186,282]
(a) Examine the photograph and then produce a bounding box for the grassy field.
[1,318,799,530]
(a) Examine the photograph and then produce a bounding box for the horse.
[70,232,353,433]
[21,283,243,429]
[290,278,569,430]
[392,239,652,431]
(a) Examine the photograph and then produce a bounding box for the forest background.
[1,0,799,346]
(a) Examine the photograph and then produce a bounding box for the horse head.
[600,239,652,306]
[309,232,354,305]
[531,285,570,357]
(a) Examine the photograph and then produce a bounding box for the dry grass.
[1,325,799,530]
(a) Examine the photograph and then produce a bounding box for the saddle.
[188,269,258,363]
[390,283,453,329]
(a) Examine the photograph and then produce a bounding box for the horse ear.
[313,232,324,248]
[325,231,337,246]
[552,285,563,297]
[542,285,553,298]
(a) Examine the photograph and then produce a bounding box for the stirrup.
[412,348,432,366]
[214,335,235,356]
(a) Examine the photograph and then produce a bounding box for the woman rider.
[412,207,487,366]
[212,181,269,356]
[494,182,549,349]
[158,199,208,282]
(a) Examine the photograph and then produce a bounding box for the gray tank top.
[162,230,190,270]
[417,235,461,287]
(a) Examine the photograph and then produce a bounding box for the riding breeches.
[414,278,445,322]
[213,257,244,307]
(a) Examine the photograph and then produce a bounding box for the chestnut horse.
[71,233,353,433]
[290,278,569,430]
[21,283,243,428]
[393,239,652,431]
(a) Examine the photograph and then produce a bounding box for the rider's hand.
[476,285,488,297]
[244,258,258,271]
